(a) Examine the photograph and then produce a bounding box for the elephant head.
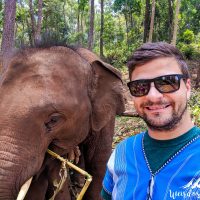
[0,46,125,200]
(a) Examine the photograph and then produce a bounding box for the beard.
[139,99,188,131]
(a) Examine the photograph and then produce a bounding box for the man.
[101,42,200,200]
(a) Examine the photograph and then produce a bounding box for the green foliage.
[78,0,88,11]
[1,0,200,68]
[180,0,200,35]
[178,42,200,60]
[178,30,200,60]
[189,89,200,126]
[182,29,195,44]
[154,0,171,42]
[113,0,142,14]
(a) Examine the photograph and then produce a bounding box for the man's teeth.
[147,105,169,110]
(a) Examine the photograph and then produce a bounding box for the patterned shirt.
[102,127,200,199]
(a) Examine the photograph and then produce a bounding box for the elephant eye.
[44,113,65,132]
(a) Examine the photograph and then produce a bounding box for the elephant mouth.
[16,177,33,200]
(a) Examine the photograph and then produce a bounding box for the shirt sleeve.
[102,149,116,198]
[102,168,114,195]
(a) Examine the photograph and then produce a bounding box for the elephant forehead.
[0,48,92,117]
[1,48,91,88]
[0,80,89,112]
[0,77,90,120]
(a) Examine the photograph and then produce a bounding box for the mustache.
[141,100,171,107]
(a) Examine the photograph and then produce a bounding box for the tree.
[88,0,95,50]
[171,0,181,45]
[1,0,17,69]
[148,0,156,42]
[143,0,150,43]
[113,0,142,46]
[29,0,43,46]
[195,67,200,89]
[35,0,43,45]
[77,0,81,44]
[100,0,104,58]
[168,0,174,42]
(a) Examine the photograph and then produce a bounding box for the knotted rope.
[47,149,92,200]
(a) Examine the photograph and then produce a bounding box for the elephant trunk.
[0,166,20,200]
[0,134,39,200]
[0,176,32,200]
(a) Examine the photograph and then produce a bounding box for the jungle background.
[0,0,200,146]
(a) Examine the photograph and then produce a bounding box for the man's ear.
[186,79,191,100]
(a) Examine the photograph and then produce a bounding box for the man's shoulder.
[195,126,200,133]
[115,131,145,149]
[191,126,200,138]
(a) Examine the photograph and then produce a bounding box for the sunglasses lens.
[128,74,185,97]
[155,75,180,93]
[128,81,150,97]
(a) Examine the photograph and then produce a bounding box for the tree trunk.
[171,0,181,46]
[26,18,34,46]
[88,0,95,50]
[34,0,43,45]
[18,0,26,47]
[168,0,174,42]
[29,0,35,46]
[63,0,67,32]
[29,0,43,46]
[1,0,17,70]
[0,1,2,12]
[77,0,81,45]
[100,0,104,58]
[195,66,200,89]
[143,0,150,43]
[80,11,84,45]
[124,12,129,46]
[148,0,156,42]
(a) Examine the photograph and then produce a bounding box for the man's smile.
[144,104,171,114]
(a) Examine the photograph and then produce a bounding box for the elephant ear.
[76,48,125,131]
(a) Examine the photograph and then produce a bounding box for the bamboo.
[47,149,92,200]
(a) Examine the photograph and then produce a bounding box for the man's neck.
[147,112,194,140]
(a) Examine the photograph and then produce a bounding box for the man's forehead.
[131,57,182,80]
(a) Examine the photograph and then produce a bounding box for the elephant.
[0,46,125,200]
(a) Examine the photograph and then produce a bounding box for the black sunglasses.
[127,74,187,97]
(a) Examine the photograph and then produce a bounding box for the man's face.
[131,57,191,131]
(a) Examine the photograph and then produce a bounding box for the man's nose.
[146,82,163,101]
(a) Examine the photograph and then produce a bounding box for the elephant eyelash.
[44,114,65,132]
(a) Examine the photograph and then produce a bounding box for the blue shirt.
[102,128,200,199]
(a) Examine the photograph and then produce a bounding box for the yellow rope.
[47,149,92,200]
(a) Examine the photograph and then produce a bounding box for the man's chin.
[147,124,177,131]
[145,119,179,131]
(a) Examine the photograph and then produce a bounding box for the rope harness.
[47,149,92,200]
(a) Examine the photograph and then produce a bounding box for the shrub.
[189,89,200,126]
[178,42,200,60]
[182,29,195,44]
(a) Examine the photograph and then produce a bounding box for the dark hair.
[127,42,190,80]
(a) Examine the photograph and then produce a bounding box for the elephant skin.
[0,46,125,200]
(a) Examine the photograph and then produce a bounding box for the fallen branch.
[119,111,140,118]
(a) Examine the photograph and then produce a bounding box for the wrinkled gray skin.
[0,46,125,200]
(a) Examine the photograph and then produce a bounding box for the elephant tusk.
[16,177,33,200]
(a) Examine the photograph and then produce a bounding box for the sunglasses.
[127,74,187,97]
